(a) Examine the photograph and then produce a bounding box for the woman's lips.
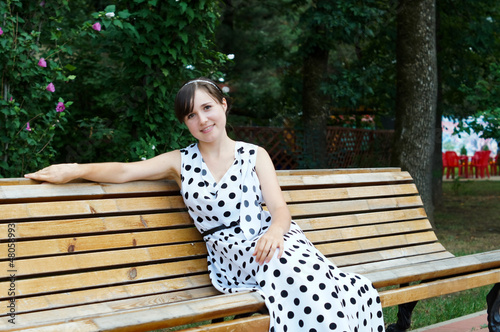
[201,124,215,133]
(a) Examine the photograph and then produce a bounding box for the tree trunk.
[302,46,330,169]
[392,0,438,223]
[433,6,443,208]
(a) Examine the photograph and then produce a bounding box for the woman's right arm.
[24,150,182,184]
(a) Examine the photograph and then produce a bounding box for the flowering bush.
[0,1,97,177]
[1,1,227,176]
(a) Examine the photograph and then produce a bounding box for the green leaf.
[179,32,188,44]
[117,10,131,19]
[113,20,123,29]
[104,5,116,13]
[64,64,77,71]
[140,55,152,67]
[168,48,177,60]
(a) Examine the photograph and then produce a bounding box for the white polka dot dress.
[180,142,385,332]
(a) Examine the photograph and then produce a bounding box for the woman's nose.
[198,112,208,123]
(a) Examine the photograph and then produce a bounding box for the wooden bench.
[1,168,499,331]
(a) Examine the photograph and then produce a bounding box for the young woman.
[25,77,385,332]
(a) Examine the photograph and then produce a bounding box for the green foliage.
[0,1,80,176]
[457,63,500,142]
[56,0,227,164]
[1,0,227,176]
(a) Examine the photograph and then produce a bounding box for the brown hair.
[174,77,231,123]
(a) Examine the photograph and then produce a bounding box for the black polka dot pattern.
[180,142,385,332]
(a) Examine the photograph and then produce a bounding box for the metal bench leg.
[386,300,419,332]
[488,283,500,332]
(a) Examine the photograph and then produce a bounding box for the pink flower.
[40,1,46,6]
[46,83,55,92]
[92,22,101,31]
[56,102,65,112]
[0,27,3,35]
[38,58,47,67]
[26,122,32,131]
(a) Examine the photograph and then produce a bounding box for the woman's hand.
[24,164,80,184]
[253,224,286,265]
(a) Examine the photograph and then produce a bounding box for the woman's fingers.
[253,235,284,265]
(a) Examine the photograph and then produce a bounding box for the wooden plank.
[364,249,500,287]
[316,231,439,257]
[331,243,452,268]
[5,321,99,332]
[288,196,423,218]
[3,275,213,315]
[0,242,207,278]
[276,168,400,176]
[0,196,186,220]
[282,183,418,203]
[305,219,433,243]
[0,181,179,204]
[90,292,266,332]
[0,258,209,300]
[277,171,412,187]
[342,251,455,276]
[380,269,500,307]
[296,208,427,231]
[0,228,202,258]
[0,287,226,330]
[183,315,270,331]
[0,212,193,240]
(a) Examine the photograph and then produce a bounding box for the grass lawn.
[383,179,500,330]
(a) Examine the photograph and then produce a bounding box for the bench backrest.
[0,168,449,320]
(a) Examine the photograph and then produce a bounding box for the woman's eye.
[204,105,212,111]
[186,113,195,120]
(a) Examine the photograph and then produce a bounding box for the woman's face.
[184,89,227,143]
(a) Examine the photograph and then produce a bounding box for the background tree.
[391,0,438,221]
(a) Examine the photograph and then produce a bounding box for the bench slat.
[1,228,201,258]
[0,196,186,220]
[183,315,270,332]
[0,287,230,331]
[317,231,439,257]
[277,171,412,187]
[283,183,418,202]
[288,196,423,217]
[298,208,427,231]
[1,276,215,317]
[0,242,207,278]
[332,243,452,268]
[0,181,179,203]
[306,219,432,243]
[0,259,210,302]
[380,268,500,307]
[364,249,500,287]
[0,212,192,240]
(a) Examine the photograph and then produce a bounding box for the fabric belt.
[201,221,239,238]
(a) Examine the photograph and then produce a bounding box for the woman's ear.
[222,98,228,112]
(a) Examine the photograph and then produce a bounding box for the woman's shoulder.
[179,142,198,155]
[237,141,262,153]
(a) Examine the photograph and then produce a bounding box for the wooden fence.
[229,126,394,170]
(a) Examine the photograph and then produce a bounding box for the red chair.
[444,151,461,179]
[442,153,448,176]
[470,151,491,178]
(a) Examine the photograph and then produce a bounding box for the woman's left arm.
[253,146,291,265]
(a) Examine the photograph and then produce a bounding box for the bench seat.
[1,168,499,331]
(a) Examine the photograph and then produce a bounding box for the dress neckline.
[196,141,239,187]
